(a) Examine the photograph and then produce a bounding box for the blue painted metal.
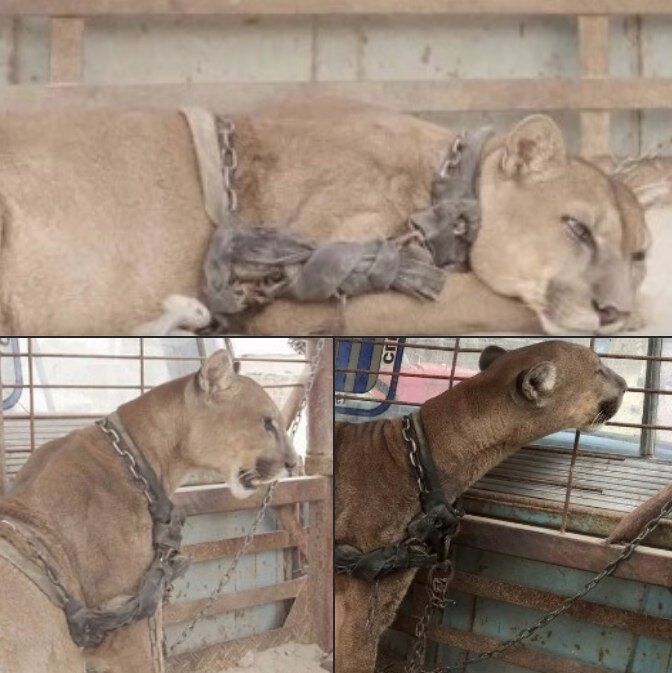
[335,338,406,418]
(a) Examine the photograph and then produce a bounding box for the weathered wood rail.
[0,1,669,157]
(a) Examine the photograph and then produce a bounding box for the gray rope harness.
[201,120,493,329]
[0,413,189,649]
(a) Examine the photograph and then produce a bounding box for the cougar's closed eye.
[263,416,275,432]
[631,250,646,262]
[562,215,595,249]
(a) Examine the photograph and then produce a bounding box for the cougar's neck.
[417,378,538,497]
[116,377,192,495]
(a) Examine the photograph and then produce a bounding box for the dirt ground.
[222,643,332,673]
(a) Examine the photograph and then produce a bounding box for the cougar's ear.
[198,349,237,398]
[501,114,567,179]
[516,361,557,407]
[479,345,507,371]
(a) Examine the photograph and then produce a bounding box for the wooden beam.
[306,338,333,476]
[50,17,84,83]
[183,529,301,563]
[174,475,329,515]
[275,504,310,557]
[2,78,672,115]
[165,576,305,624]
[457,515,672,588]
[394,618,623,673]
[578,15,610,157]
[307,483,334,652]
[3,0,672,17]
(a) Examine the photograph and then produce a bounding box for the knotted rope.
[190,108,493,329]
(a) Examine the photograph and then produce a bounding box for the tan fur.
[335,341,627,673]
[0,98,647,335]
[607,481,672,544]
[0,350,294,673]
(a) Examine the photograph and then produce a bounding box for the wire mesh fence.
[334,336,672,542]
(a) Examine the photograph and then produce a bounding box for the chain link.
[0,518,71,607]
[218,118,238,213]
[288,338,326,439]
[403,493,672,673]
[96,419,154,508]
[401,416,428,495]
[168,479,277,654]
[438,134,465,178]
[168,338,326,653]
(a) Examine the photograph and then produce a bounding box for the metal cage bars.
[333,337,672,534]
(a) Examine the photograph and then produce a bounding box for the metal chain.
[438,134,465,178]
[405,493,672,673]
[0,518,71,607]
[168,480,277,653]
[218,118,238,213]
[167,338,326,653]
[406,568,454,673]
[96,419,154,508]
[401,416,429,495]
[288,338,326,439]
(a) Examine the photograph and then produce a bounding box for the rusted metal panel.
[393,617,624,673]
[445,571,672,641]
[457,515,672,587]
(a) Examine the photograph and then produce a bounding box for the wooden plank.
[183,529,300,562]
[2,78,672,115]
[579,15,610,157]
[446,571,672,641]
[50,17,84,83]
[393,618,623,673]
[306,338,334,477]
[174,475,329,516]
[307,484,334,652]
[457,514,672,588]
[165,576,305,624]
[3,0,672,17]
[167,626,292,673]
[283,580,309,637]
[275,504,309,557]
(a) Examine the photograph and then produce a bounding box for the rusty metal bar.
[139,337,145,394]
[0,351,308,364]
[444,571,672,641]
[393,617,622,673]
[335,337,672,363]
[333,366,672,396]
[561,337,596,530]
[27,338,35,455]
[1,382,304,390]
[457,515,672,588]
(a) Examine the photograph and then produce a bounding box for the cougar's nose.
[593,301,628,327]
[284,439,298,471]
